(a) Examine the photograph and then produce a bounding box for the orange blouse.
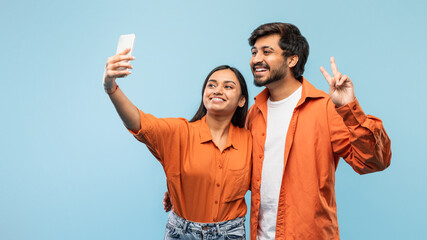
[130,109,252,223]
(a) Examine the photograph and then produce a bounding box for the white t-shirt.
[257,86,302,240]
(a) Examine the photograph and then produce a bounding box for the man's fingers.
[320,67,332,85]
[334,72,342,86]
[163,202,170,210]
[163,191,171,211]
[330,57,339,76]
[337,75,350,87]
[163,193,172,212]
[165,204,172,212]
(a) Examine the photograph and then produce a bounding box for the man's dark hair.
[249,22,309,80]
[190,65,249,128]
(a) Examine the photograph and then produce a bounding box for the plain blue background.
[1,0,426,239]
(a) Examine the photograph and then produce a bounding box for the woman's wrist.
[104,81,119,95]
[103,67,117,89]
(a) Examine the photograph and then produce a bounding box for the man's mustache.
[252,63,270,71]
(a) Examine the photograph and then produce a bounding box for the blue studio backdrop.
[1,0,426,239]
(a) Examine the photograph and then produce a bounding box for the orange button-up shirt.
[130,110,252,223]
[246,78,391,239]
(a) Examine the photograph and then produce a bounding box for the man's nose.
[252,52,263,64]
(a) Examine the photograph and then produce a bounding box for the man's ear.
[288,55,299,68]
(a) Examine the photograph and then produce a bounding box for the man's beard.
[253,63,288,87]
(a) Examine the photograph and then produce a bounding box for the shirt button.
[259,154,262,158]
[216,183,220,187]
[353,105,357,110]
[215,200,218,204]
[261,132,265,136]
[219,165,223,169]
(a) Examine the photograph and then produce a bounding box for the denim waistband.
[167,211,245,234]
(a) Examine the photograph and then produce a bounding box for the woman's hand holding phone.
[103,34,136,90]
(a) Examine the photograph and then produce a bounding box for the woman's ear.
[238,96,246,108]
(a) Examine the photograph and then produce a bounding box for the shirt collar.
[253,77,326,108]
[199,116,239,150]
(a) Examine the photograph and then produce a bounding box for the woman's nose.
[213,87,223,95]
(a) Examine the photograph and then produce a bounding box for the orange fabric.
[246,78,391,239]
[130,110,252,223]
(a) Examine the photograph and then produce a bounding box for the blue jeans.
[164,211,246,240]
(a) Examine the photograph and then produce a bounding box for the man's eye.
[251,51,256,55]
[264,51,271,54]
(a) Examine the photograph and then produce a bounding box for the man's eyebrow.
[251,46,275,51]
[261,46,275,51]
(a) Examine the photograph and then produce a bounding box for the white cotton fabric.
[257,86,302,240]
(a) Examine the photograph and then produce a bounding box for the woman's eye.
[207,84,215,88]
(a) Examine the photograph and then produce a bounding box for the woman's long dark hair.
[190,65,249,128]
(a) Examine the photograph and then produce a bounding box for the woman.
[104,49,252,239]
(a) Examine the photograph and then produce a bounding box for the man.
[164,22,391,239]
[246,22,391,239]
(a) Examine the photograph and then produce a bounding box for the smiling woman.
[103,50,252,239]
[203,70,246,121]
[192,65,249,128]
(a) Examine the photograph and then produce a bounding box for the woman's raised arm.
[103,48,140,132]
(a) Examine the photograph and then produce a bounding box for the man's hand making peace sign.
[320,57,356,107]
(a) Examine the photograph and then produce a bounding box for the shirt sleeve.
[328,98,392,174]
[128,108,189,167]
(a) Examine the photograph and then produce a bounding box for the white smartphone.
[116,33,135,70]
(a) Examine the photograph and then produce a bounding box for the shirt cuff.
[335,98,367,126]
